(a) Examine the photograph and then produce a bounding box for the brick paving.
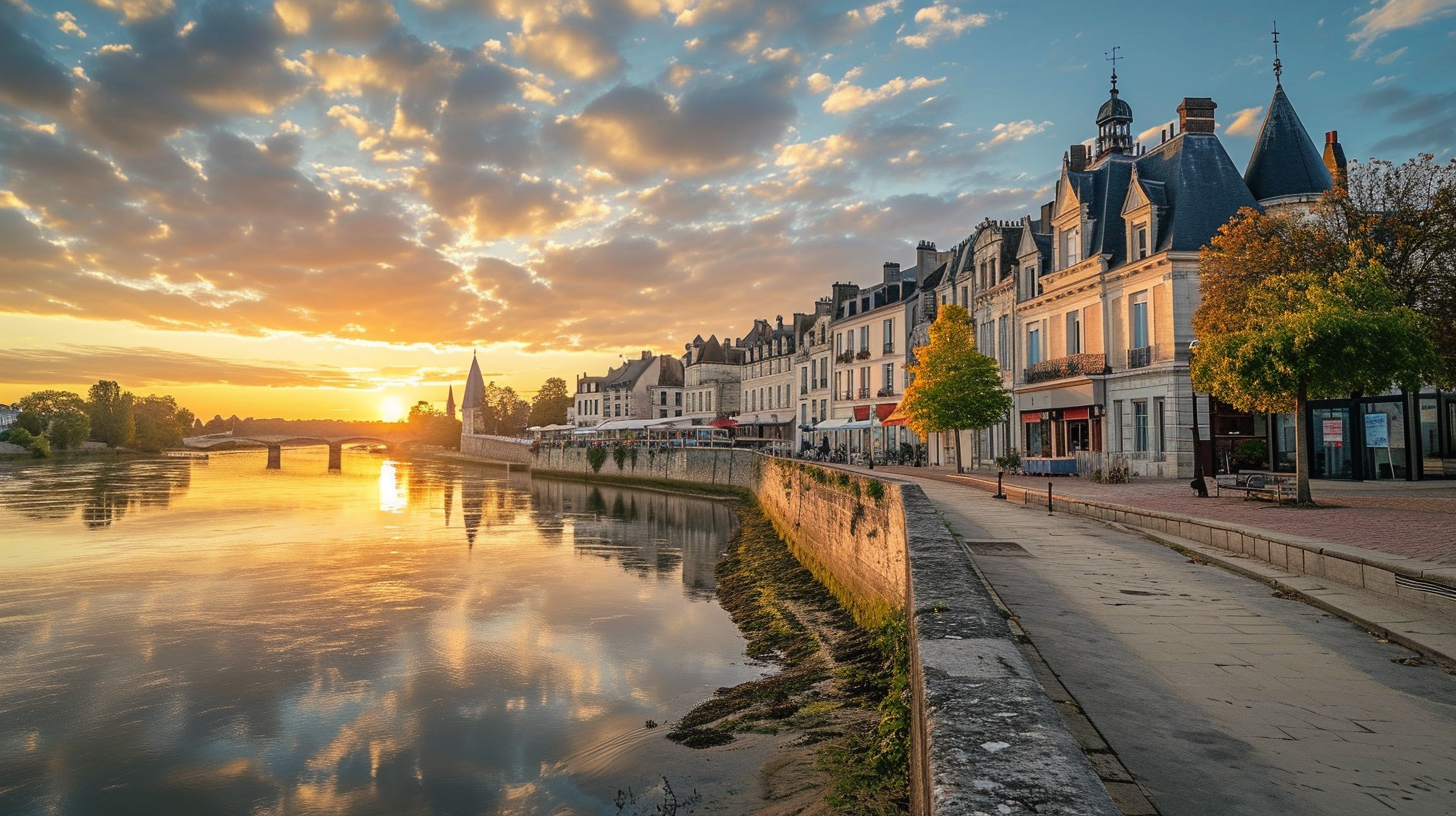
[879,466,1456,566]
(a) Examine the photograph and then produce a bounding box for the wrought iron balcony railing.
[1023,353,1109,384]
[1127,345,1153,369]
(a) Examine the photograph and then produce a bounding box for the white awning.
[735,412,793,426]
[815,417,855,430]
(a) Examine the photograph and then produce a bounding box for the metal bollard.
[993,470,1006,500]
[1047,482,1053,514]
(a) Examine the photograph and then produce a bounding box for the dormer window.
[1136,222,1148,259]
[1059,228,1079,270]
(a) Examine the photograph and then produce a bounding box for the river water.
[0,450,768,815]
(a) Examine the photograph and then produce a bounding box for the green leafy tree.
[1320,155,1456,386]
[6,427,35,448]
[133,395,195,452]
[16,390,90,449]
[476,382,530,436]
[528,377,572,427]
[408,401,463,447]
[87,381,135,448]
[900,304,1012,473]
[1196,210,1438,504]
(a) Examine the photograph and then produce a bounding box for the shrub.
[612,445,628,470]
[29,436,51,458]
[864,479,886,504]
[587,446,608,473]
[7,427,35,448]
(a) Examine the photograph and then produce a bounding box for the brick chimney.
[1324,130,1348,189]
[1066,144,1088,173]
[882,262,901,286]
[1177,98,1217,134]
[915,240,937,280]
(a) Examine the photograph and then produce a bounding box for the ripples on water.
[0,451,764,815]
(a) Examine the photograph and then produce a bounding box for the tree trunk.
[1295,381,1314,505]
[953,428,963,474]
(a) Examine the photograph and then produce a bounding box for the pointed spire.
[1244,82,1332,203]
[462,352,485,410]
[446,384,456,420]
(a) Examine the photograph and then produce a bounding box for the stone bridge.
[183,434,423,470]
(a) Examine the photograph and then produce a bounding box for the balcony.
[1024,353,1108,384]
[857,387,871,399]
[800,385,808,395]
[837,351,856,364]
[843,389,854,400]
[883,342,895,354]
[1127,345,1153,369]
[856,349,871,360]
[876,387,897,398]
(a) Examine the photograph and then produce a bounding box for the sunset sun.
[378,397,406,423]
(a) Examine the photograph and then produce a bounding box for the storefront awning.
[875,403,897,421]
[881,406,911,427]
[853,405,871,421]
[816,417,854,430]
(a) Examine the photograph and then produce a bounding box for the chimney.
[1324,131,1348,189]
[831,281,860,315]
[882,262,901,286]
[1177,97,1217,134]
[916,240,937,280]
[642,350,652,360]
[1040,201,1054,232]
[1066,144,1088,173]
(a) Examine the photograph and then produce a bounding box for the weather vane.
[1106,45,1121,90]
[1272,21,1283,84]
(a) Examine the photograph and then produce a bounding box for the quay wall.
[477,444,1118,816]
[460,434,533,465]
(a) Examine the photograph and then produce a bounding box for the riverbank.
[679,499,909,815]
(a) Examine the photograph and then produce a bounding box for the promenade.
[872,466,1456,816]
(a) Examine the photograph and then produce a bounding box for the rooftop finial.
[1272,21,1283,85]
[1106,45,1121,92]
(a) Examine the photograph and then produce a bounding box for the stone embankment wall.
[460,434,533,464]
[531,445,758,488]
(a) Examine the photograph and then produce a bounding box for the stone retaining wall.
[530,445,758,488]
[460,434,533,464]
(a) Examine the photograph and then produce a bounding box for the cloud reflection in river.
[0,452,762,815]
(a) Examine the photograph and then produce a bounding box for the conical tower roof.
[1243,84,1331,203]
[462,353,485,409]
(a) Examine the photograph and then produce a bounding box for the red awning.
[853,405,871,421]
[1021,411,1043,424]
[876,403,897,421]
[1062,407,1090,421]
[709,416,737,428]
[881,405,911,427]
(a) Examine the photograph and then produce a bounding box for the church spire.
[446,384,456,420]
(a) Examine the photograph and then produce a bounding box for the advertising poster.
[1364,413,1389,448]
[1322,419,1344,445]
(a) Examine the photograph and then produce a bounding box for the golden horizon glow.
[378,397,406,423]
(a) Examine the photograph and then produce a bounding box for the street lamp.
[1188,339,1208,497]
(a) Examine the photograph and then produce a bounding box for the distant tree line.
[2,381,195,458]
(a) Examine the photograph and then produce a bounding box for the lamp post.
[1188,339,1208,497]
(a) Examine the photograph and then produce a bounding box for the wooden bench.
[1213,472,1294,502]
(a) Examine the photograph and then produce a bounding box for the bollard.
[1047,481,1053,514]
[993,470,1006,500]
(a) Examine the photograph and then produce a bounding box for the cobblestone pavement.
[880,467,1456,566]
[904,474,1456,816]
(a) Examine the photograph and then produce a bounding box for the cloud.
[55,11,86,38]
[88,0,175,23]
[1350,0,1456,55]
[1223,105,1264,137]
[1308,70,1326,80]
[819,70,946,114]
[898,4,992,48]
[549,69,797,181]
[273,0,400,42]
[0,346,366,388]
[1376,45,1409,64]
[73,2,308,151]
[1359,83,1456,155]
[983,119,1052,147]
[0,5,75,113]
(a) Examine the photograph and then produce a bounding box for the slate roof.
[920,260,949,291]
[1243,84,1332,203]
[462,354,485,409]
[1135,132,1258,253]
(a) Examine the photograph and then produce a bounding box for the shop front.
[1264,390,1456,480]
[1021,405,1103,475]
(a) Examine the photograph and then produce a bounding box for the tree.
[16,390,91,449]
[87,381,135,448]
[408,401,463,447]
[1320,155,1456,386]
[476,382,530,436]
[1195,208,1438,504]
[528,377,572,427]
[133,395,195,452]
[900,304,1013,473]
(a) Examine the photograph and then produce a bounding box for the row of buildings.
[462,65,1454,482]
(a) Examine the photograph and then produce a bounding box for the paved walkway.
[892,472,1456,816]
[886,467,1456,566]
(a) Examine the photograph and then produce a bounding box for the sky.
[2,0,1454,422]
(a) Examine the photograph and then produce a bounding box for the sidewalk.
[872,464,1456,667]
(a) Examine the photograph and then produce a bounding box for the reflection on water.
[0,451,760,815]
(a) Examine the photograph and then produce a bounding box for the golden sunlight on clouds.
[1224,105,1265,137]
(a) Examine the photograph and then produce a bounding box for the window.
[801,404,808,425]
[1130,292,1149,349]
[859,367,869,396]
[1027,325,1041,366]
[1153,397,1165,455]
[859,325,869,353]
[1136,224,1148,259]
[997,315,1010,370]
[1112,400,1124,452]
[675,392,681,406]
[1133,400,1149,452]
[834,332,842,355]
[882,319,894,353]
[1060,227,1078,269]
[1066,311,1081,355]
[883,362,895,393]
[660,391,667,405]
[801,367,808,392]
[961,285,968,306]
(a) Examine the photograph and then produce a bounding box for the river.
[0,450,769,815]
